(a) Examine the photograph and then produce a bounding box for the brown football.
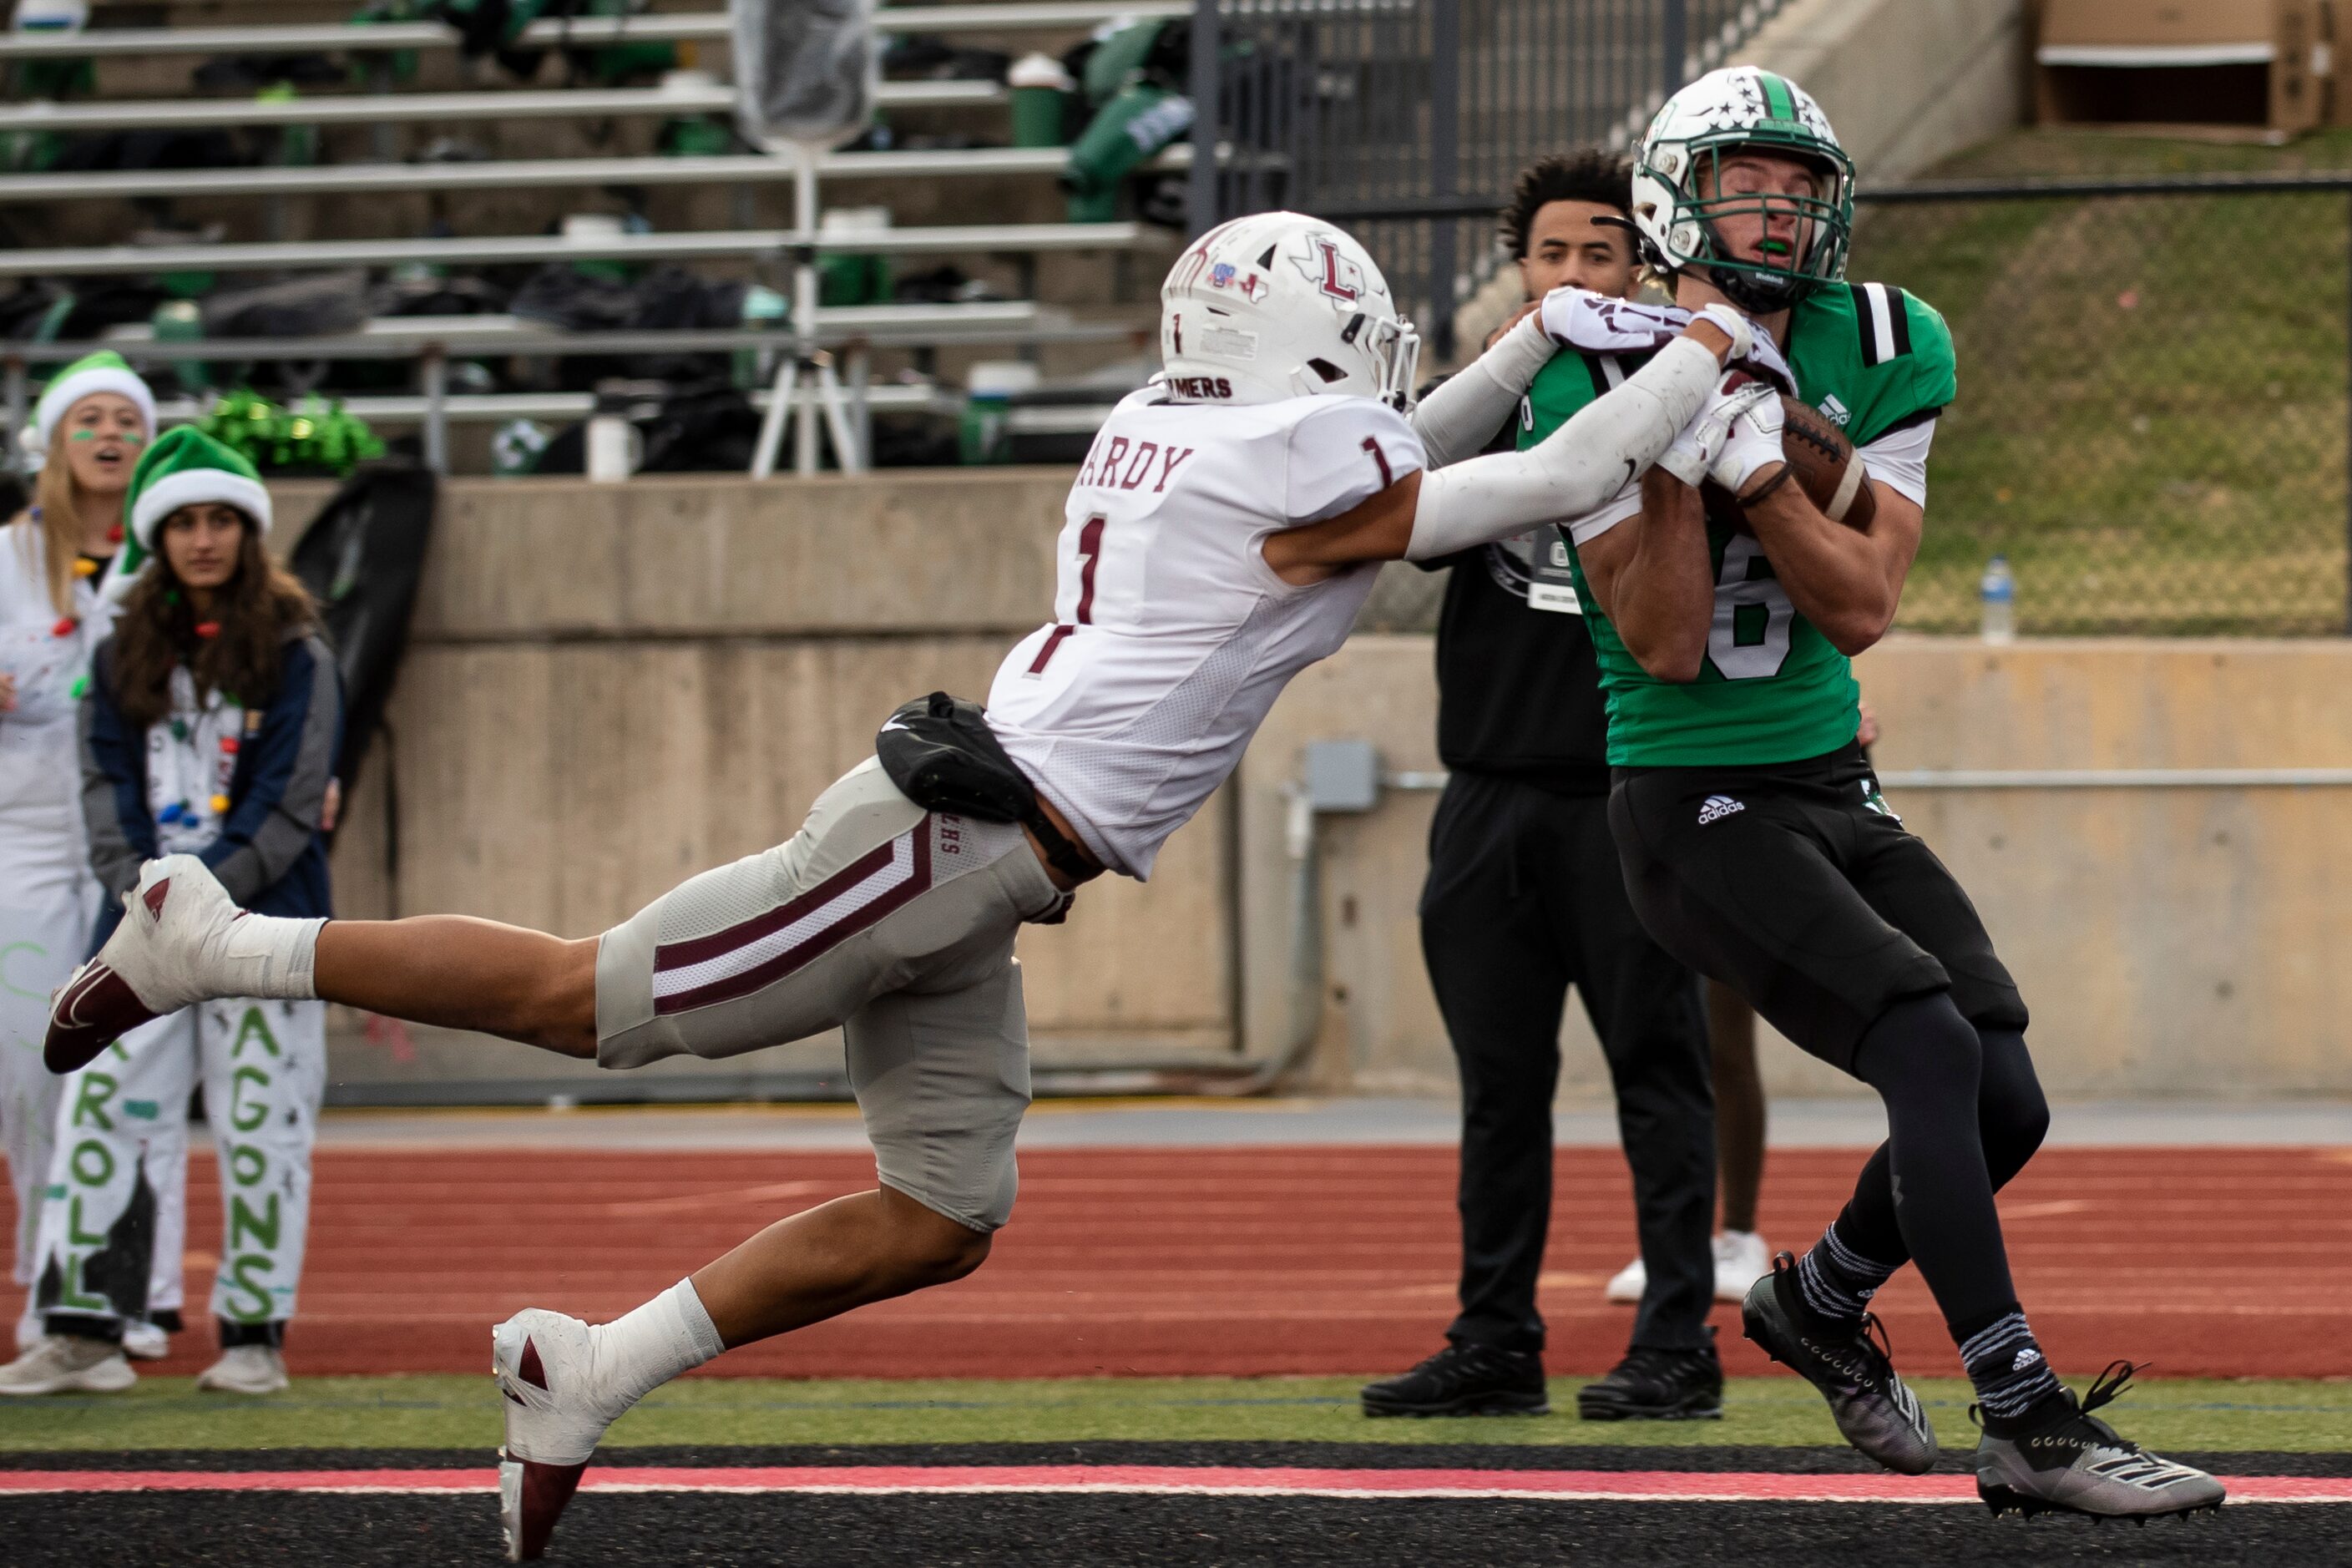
[1702,394,1877,534]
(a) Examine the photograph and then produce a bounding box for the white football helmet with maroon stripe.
[1158,210,1420,410]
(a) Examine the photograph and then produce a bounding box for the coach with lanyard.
[1360,154,1722,1423]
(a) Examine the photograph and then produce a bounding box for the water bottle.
[1979,554,2016,645]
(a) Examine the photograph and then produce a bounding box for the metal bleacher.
[0,2,1189,473]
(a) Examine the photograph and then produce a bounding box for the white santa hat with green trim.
[22,349,156,463]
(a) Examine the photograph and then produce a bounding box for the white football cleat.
[1603,1256,1645,1304]
[1713,1230,1771,1302]
[121,1319,170,1361]
[197,1344,289,1394]
[495,1309,630,1562]
[46,856,239,1073]
[0,1334,137,1396]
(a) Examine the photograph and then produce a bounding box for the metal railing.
[1185,0,1789,357]
[0,3,1192,58]
[0,220,1169,280]
[0,144,1191,206]
[1,315,1148,475]
[0,78,997,136]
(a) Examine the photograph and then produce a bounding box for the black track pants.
[1420,771,1717,1356]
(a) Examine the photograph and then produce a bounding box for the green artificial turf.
[4,1375,2347,1455]
[1856,127,2352,635]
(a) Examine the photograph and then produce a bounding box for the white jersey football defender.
[988,389,1422,878]
[43,210,1748,1564]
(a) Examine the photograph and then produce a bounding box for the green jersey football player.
[1520,66,2223,1521]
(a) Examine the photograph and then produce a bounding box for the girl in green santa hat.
[3,427,341,1399]
[0,352,152,1361]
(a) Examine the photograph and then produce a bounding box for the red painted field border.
[0,1467,2343,1504]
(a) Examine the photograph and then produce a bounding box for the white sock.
[212,914,326,1000]
[592,1278,725,1411]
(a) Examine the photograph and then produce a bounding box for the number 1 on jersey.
[1028,513,1107,675]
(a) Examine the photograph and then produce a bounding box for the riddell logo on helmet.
[1166,376,1235,400]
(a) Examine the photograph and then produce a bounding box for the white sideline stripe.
[651,834,916,999]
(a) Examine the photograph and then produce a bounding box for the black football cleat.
[1976,1361,2226,1520]
[1742,1251,1937,1473]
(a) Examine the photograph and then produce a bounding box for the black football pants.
[1420,771,1717,1357]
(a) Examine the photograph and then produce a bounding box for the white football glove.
[1536,289,1687,354]
[1710,379,1786,495]
[1657,374,1779,488]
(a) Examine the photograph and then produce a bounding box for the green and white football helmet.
[1631,66,1855,315]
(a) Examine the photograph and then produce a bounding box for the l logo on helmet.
[1295,235,1364,303]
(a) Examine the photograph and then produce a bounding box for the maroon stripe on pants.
[655,838,900,973]
[653,829,934,1017]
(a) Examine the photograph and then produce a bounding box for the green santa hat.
[99,426,271,607]
[23,349,156,462]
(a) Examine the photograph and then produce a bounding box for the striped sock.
[1794,1222,1898,1326]
[1960,1308,2066,1434]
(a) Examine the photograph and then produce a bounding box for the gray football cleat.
[1741,1252,1937,1474]
[1976,1361,2227,1521]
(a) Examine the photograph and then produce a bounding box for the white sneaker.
[495,1308,631,1562]
[1603,1255,1646,1303]
[121,1320,170,1361]
[0,1335,137,1395]
[197,1344,288,1394]
[13,1304,38,1354]
[46,856,240,1073]
[1712,1230,1771,1302]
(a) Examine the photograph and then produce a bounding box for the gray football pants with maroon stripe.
[594,758,1064,1232]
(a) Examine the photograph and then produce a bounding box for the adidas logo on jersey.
[1697,795,1745,826]
[1818,393,1851,427]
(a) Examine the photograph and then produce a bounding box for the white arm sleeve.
[1857,415,1936,508]
[1407,310,1553,468]
[1402,334,1722,562]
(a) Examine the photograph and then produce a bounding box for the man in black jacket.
[1361,153,1720,1421]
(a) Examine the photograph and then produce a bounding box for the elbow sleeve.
[1407,311,1552,468]
[1403,336,1721,561]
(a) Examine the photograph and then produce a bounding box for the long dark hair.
[108,508,316,729]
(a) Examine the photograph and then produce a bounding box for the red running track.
[4,1145,2347,1379]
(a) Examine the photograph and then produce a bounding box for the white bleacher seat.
[0,222,1169,279]
[0,4,1190,59]
[0,79,1001,136]
[0,145,1191,205]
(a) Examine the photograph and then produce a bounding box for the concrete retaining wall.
[295,474,2352,1103]
[1740,0,2030,182]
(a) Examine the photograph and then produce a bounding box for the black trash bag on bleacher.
[200,271,371,339]
[511,264,750,387]
[0,280,168,342]
[41,128,250,175]
[534,381,764,475]
[369,273,511,319]
[192,53,346,93]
